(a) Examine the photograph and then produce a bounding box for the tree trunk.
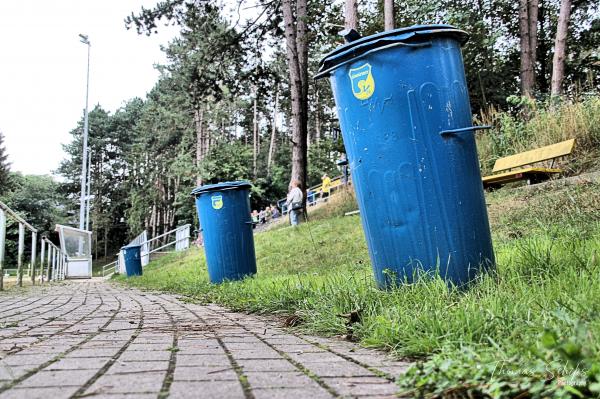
[267,90,278,176]
[551,0,572,96]
[296,0,309,189]
[103,228,108,259]
[315,89,321,143]
[345,0,358,30]
[253,89,258,177]
[528,0,539,82]
[151,201,157,239]
[282,0,308,195]
[519,0,533,96]
[538,0,550,93]
[194,107,204,186]
[384,0,394,31]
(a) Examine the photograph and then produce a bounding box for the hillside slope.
[118,177,600,398]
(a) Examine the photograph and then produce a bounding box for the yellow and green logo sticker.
[349,63,375,100]
[211,195,223,210]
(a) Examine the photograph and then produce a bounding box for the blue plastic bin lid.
[191,181,252,196]
[316,24,468,79]
[121,244,141,250]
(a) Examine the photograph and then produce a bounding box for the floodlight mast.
[78,34,90,230]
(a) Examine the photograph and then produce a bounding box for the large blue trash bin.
[316,25,494,288]
[192,181,257,284]
[122,244,143,277]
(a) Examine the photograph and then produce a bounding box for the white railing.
[0,200,38,290]
[101,259,118,278]
[101,224,191,277]
[42,238,67,282]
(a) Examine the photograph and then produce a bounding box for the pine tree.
[0,131,10,192]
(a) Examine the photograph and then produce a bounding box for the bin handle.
[439,125,491,137]
[315,40,432,79]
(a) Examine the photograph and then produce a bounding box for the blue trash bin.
[192,181,257,284]
[122,244,143,277]
[316,25,494,288]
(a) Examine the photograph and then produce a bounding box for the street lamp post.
[79,34,90,230]
[85,149,91,231]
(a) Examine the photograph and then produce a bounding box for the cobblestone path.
[0,280,410,399]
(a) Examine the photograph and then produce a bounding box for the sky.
[0,1,179,176]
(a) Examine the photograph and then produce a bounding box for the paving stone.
[321,376,399,396]
[173,365,238,381]
[287,351,347,363]
[85,371,166,394]
[18,369,98,387]
[300,361,375,378]
[244,371,317,388]
[68,347,121,358]
[104,360,169,374]
[83,395,157,399]
[126,343,173,351]
[1,353,55,366]
[237,359,298,372]
[374,364,411,378]
[176,353,231,366]
[169,380,245,398]
[0,386,80,399]
[47,357,111,370]
[270,343,327,354]
[118,350,171,362]
[252,387,334,399]
[228,347,282,360]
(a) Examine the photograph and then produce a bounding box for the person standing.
[251,210,259,229]
[286,180,303,226]
[271,204,280,219]
[321,173,332,201]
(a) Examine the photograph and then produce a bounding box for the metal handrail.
[139,224,191,247]
[0,201,41,289]
[0,200,37,233]
[101,260,118,277]
[42,238,67,282]
[146,235,191,255]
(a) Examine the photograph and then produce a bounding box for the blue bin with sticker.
[121,244,143,277]
[316,25,494,288]
[191,181,257,284]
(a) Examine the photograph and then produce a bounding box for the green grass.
[118,182,600,398]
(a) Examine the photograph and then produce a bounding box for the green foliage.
[307,138,343,187]
[0,131,10,194]
[1,173,66,234]
[199,143,252,183]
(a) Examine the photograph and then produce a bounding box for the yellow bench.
[482,139,575,189]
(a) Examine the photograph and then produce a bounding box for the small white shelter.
[55,225,92,279]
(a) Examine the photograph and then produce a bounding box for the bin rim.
[191,180,252,196]
[316,24,468,79]
[121,244,141,250]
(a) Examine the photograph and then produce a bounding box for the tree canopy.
[0,131,10,194]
